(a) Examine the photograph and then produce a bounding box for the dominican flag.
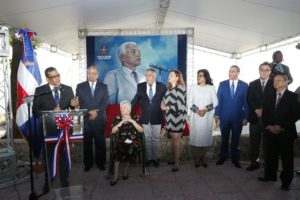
[16,29,43,158]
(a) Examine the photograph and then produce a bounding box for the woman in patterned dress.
[161,70,186,172]
[110,100,144,186]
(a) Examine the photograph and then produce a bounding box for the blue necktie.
[230,81,234,98]
[132,71,138,83]
[149,84,153,100]
[91,82,95,97]
[54,87,60,105]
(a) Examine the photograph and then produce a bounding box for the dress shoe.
[84,166,91,172]
[257,177,277,182]
[98,165,106,171]
[153,160,160,168]
[194,163,200,168]
[216,159,225,165]
[246,163,259,171]
[296,171,300,175]
[146,160,152,166]
[110,178,119,186]
[232,160,241,168]
[280,185,290,191]
[172,167,179,172]
[122,175,129,180]
[202,163,208,168]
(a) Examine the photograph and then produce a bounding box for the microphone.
[149,63,170,72]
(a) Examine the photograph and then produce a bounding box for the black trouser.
[264,131,294,186]
[249,119,265,164]
[84,119,106,168]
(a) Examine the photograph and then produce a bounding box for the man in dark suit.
[271,51,293,84]
[246,62,274,171]
[131,68,166,167]
[215,65,249,168]
[75,66,109,171]
[32,67,76,188]
[258,74,299,191]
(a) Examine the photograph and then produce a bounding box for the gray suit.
[104,66,145,104]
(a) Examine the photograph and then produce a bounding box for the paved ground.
[1,158,300,200]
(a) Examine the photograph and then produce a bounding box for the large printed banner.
[86,34,188,136]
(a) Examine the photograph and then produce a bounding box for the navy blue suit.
[215,80,249,161]
[76,81,109,168]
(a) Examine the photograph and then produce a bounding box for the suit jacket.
[247,78,274,124]
[271,62,293,84]
[215,80,249,121]
[262,89,299,139]
[131,81,167,124]
[103,67,145,104]
[32,84,75,137]
[32,84,74,117]
[76,81,109,127]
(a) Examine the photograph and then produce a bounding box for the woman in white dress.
[188,69,218,167]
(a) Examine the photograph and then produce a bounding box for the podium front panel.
[41,110,86,200]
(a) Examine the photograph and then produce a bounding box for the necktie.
[261,80,265,93]
[149,84,153,100]
[91,82,95,97]
[275,92,282,110]
[275,64,284,73]
[132,71,138,83]
[230,81,234,98]
[54,87,60,105]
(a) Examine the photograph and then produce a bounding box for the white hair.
[118,42,138,60]
[120,100,132,111]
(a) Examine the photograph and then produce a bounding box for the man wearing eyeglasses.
[32,67,77,189]
[246,62,274,171]
[104,42,145,104]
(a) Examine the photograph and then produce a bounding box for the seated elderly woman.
[110,100,144,186]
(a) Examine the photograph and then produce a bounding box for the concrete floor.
[1,158,300,200]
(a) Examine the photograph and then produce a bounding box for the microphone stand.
[20,91,52,200]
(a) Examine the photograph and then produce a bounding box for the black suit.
[131,82,167,124]
[262,89,299,187]
[32,83,74,187]
[131,81,166,161]
[271,62,293,84]
[76,81,109,168]
[247,79,274,165]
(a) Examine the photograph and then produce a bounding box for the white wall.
[193,42,300,91]
[36,47,80,92]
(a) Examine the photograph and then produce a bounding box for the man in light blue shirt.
[104,42,145,104]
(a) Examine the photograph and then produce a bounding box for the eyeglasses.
[198,74,204,77]
[47,74,60,79]
[259,69,271,72]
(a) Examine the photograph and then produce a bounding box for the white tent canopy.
[1,0,300,54]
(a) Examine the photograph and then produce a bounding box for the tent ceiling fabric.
[1,0,300,54]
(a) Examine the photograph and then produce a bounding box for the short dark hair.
[272,50,282,60]
[230,65,240,72]
[274,74,288,81]
[45,67,57,78]
[197,69,213,85]
[259,61,272,70]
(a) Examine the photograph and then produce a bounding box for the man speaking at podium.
[32,67,77,188]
